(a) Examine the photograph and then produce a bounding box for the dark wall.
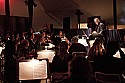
[63,17,70,30]
[0,15,29,36]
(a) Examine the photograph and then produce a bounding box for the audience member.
[70,56,93,83]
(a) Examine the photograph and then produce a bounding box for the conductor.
[91,18,105,39]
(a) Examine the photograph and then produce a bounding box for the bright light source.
[78,23,88,29]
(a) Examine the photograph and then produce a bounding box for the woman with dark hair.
[87,38,106,61]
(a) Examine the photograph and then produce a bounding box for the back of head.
[70,56,92,82]
[71,36,78,43]
[71,56,90,69]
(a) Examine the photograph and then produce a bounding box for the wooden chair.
[95,72,122,83]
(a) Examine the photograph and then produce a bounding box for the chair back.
[95,72,121,83]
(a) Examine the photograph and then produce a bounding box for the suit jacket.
[96,22,105,34]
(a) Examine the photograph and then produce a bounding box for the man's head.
[94,18,100,25]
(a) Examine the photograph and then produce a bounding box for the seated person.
[87,38,106,61]
[68,36,87,57]
[18,39,35,60]
[70,56,93,83]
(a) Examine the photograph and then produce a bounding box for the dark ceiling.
[38,0,125,25]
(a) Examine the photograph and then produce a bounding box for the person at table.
[87,38,106,61]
